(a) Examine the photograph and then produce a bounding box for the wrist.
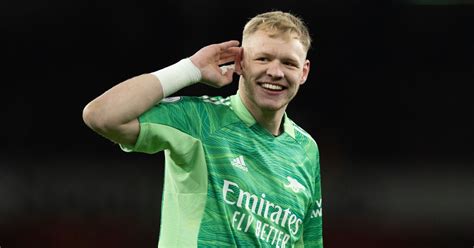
[151,58,202,98]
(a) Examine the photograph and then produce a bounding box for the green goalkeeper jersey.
[121,92,323,248]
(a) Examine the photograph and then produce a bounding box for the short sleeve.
[119,96,206,154]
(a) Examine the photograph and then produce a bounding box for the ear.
[234,47,244,75]
[300,59,310,85]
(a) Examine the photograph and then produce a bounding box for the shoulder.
[142,95,231,123]
[159,95,238,130]
[156,95,231,114]
[160,95,231,107]
[287,120,322,183]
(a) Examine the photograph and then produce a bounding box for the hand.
[190,40,242,88]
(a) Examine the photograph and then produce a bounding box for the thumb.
[219,64,235,84]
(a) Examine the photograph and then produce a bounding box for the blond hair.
[242,11,312,52]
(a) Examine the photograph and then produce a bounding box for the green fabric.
[121,93,323,247]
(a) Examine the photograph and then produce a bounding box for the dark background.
[1,1,473,248]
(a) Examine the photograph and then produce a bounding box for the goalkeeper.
[83,10,323,248]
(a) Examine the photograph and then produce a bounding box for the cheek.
[242,56,253,70]
[241,59,253,77]
[241,67,252,80]
[291,70,306,84]
[284,71,301,85]
[242,63,263,79]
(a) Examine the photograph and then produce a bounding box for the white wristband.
[151,58,202,98]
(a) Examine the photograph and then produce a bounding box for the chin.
[257,100,286,112]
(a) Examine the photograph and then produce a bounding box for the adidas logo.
[231,155,248,172]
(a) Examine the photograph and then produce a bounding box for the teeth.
[261,83,283,90]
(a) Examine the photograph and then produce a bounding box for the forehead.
[243,30,307,60]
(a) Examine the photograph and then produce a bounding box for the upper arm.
[85,116,140,147]
[111,97,206,153]
[109,118,140,146]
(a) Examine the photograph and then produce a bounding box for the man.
[83,10,323,247]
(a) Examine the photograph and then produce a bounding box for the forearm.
[83,57,203,145]
[82,41,239,145]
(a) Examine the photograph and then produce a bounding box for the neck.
[257,111,284,136]
[241,96,286,136]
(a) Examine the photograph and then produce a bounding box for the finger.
[215,69,234,86]
[218,40,240,50]
[223,68,235,82]
[220,64,235,75]
[218,48,241,64]
[218,56,236,65]
[220,47,241,56]
[218,54,235,61]
[223,46,241,53]
[219,51,238,60]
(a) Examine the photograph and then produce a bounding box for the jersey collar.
[230,91,296,138]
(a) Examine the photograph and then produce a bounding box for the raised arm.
[82,40,241,146]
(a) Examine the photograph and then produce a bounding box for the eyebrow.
[254,52,301,65]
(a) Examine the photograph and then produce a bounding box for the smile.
[259,83,285,91]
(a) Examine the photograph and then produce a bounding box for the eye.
[283,61,298,68]
[256,57,269,62]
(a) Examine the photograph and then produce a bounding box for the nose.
[266,61,284,79]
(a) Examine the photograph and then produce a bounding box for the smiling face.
[238,30,310,116]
